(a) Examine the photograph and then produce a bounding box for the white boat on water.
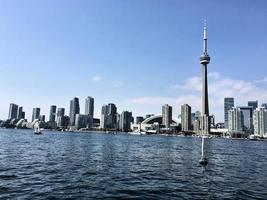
[34,122,42,134]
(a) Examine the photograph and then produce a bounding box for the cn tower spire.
[199,20,211,135]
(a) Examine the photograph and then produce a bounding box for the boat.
[199,136,208,165]
[34,122,42,134]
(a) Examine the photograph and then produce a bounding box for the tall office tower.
[248,100,258,110]
[8,103,18,119]
[261,103,267,109]
[21,112,25,119]
[57,108,65,118]
[136,116,144,124]
[253,108,267,137]
[238,106,253,132]
[228,108,243,133]
[69,97,80,126]
[107,103,117,128]
[32,108,40,122]
[199,21,211,135]
[181,104,191,131]
[224,97,234,128]
[17,106,24,119]
[162,104,172,128]
[49,105,57,122]
[119,111,133,132]
[85,96,94,118]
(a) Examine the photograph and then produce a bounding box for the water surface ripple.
[0,129,267,199]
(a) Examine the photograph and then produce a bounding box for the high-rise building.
[228,108,243,133]
[181,104,191,131]
[85,96,94,118]
[49,105,57,122]
[17,106,24,119]
[238,106,253,132]
[119,111,133,132]
[69,97,80,126]
[224,97,234,128]
[199,21,211,135]
[136,116,144,124]
[248,100,258,110]
[162,104,172,128]
[253,108,267,137]
[8,103,18,119]
[75,114,91,129]
[39,115,46,122]
[32,108,40,122]
[100,103,117,129]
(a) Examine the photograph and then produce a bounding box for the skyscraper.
[199,21,210,135]
[253,108,267,137]
[100,104,109,129]
[162,104,172,128]
[181,104,191,131]
[248,100,258,110]
[224,97,234,128]
[49,105,57,122]
[56,108,65,127]
[238,106,253,132]
[119,111,133,132]
[32,108,40,122]
[8,103,18,119]
[100,103,117,129]
[69,97,80,126]
[17,106,24,119]
[85,96,94,118]
[228,108,243,133]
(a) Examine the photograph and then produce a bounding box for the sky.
[0,0,267,122]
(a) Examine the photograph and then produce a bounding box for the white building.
[253,108,267,138]
[228,108,243,133]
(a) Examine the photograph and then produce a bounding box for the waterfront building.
[136,116,144,124]
[8,103,18,120]
[224,97,234,129]
[228,108,243,133]
[181,104,191,131]
[39,115,45,122]
[100,103,117,129]
[162,104,172,128]
[238,106,253,132]
[210,114,215,127]
[75,114,91,130]
[56,108,65,125]
[69,97,80,126]
[253,108,267,138]
[32,108,40,122]
[17,106,24,119]
[49,105,57,122]
[119,111,133,132]
[193,119,200,133]
[248,100,258,110]
[85,96,94,118]
[199,22,211,135]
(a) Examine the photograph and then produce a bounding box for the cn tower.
[199,21,210,134]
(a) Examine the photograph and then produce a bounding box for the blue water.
[0,128,267,199]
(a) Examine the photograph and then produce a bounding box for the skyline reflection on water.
[0,128,267,199]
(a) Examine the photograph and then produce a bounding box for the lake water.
[0,128,267,199]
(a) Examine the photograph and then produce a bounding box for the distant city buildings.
[228,108,243,133]
[49,105,57,122]
[238,106,253,132]
[69,97,80,126]
[119,111,133,132]
[32,108,40,122]
[224,97,234,128]
[85,96,94,118]
[8,103,18,120]
[100,103,117,129]
[135,116,144,124]
[162,104,172,128]
[253,108,267,137]
[248,100,258,110]
[181,104,191,131]
[75,114,91,129]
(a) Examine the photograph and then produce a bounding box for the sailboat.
[34,122,42,134]
[199,136,208,165]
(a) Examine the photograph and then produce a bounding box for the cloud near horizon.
[127,72,267,122]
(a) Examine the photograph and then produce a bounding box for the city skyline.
[1,1,267,121]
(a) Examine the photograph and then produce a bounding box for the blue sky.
[0,0,267,122]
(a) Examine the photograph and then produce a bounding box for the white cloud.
[92,75,104,81]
